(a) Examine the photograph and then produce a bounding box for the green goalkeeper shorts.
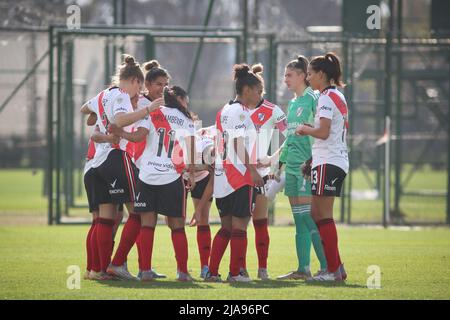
[284,172,311,197]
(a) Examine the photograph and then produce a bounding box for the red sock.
[172,228,189,273]
[138,226,155,271]
[136,236,142,270]
[96,218,115,272]
[253,218,269,269]
[230,229,247,277]
[208,228,231,276]
[90,221,101,272]
[111,213,141,266]
[197,225,211,268]
[317,218,341,273]
[86,219,97,271]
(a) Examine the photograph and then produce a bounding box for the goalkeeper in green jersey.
[277,56,328,280]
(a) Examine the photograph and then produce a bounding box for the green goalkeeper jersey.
[280,87,319,175]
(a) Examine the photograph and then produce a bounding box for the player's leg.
[206,213,231,282]
[278,173,313,280]
[192,198,212,278]
[168,216,191,281]
[310,164,346,282]
[138,211,158,281]
[85,211,99,279]
[251,194,270,280]
[227,185,255,283]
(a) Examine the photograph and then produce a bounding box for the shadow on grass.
[93,278,331,290]
[303,281,366,289]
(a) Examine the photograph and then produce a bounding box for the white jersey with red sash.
[126,94,151,169]
[137,106,195,185]
[249,99,287,177]
[85,87,134,168]
[312,86,349,173]
[83,125,100,175]
[214,101,256,198]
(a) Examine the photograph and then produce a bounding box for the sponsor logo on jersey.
[235,124,246,130]
[296,107,304,117]
[135,201,147,208]
[320,105,332,112]
[110,179,117,188]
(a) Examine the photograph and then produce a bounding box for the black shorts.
[84,168,126,213]
[311,164,347,197]
[189,174,213,201]
[255,175,270,196]
[215,185,257,218]
[92,149,138,205]
[134,176,187,218]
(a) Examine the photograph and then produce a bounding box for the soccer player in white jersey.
[130,86,196,282]
[239,63,288,280]
[296,52,349,282]
[183,120,216,279]
[107,60,170,280]
[80,54,163,280]
[205,64,264,283]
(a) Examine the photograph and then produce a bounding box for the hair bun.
[233,64,250,80]
[143,60,160,71]
[123,54,136,66]
[251,63,263,74]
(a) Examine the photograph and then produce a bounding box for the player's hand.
[257,156,272,168]
[86,112,97,126]
[185,172,196,191]
[300,158,312,181]
[146,97,164,114]
[108,123,123,136]
[189,212,199,227]
[295,124,310,136]
[250,167,264,187]
[108,134,120,145]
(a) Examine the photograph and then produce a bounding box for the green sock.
[292,205,311,273]
[302,212,328,271]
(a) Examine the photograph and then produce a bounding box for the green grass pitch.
[1,224,450,299]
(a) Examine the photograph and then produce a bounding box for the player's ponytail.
[142,59,170,83]
[310,52,345,87]
[233,63,264,95]
[111,54,144,85]
[286,55,310,86]
[163,86,192,120]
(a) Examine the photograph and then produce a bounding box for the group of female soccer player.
[81,50,349,283]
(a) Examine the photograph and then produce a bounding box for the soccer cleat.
[277,270,312,280]
[257,268,270,280]
[227,273,252,283]
[204,272,222,283]
[150,268,167,279]
[89,271,115,281]
[106,263,137,281]
[137,270,142,280]
[309,269,343,282]
[239,268,250,278]
[339,264,347,280]
[84,270,91,280]
[176,271,193,282]
[200,265,210,279]
[139,270,155,282]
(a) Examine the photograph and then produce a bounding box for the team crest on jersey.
[258,113,265,122]
[239,114,245,121]
[116,97,123,104]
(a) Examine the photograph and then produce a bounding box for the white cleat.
[176,271,194,282]
[309,269,343,282]
[88,271,115,281]
[204,272,222,283]
[140,270,155,282]
[227,273,252,283]
[106,263,137,281]
[257,268,270,280]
